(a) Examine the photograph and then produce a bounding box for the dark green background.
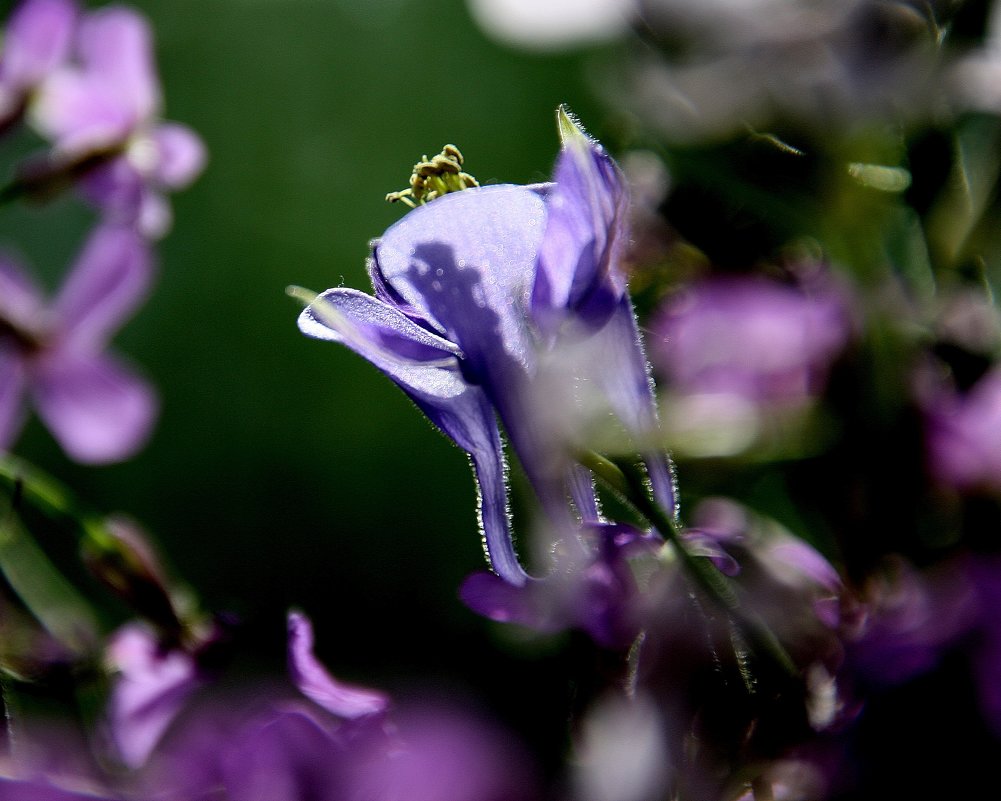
[0,0,619,736]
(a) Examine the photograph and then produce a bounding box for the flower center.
[385,144,479,208]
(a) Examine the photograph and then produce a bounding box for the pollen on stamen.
[385,144,480,207]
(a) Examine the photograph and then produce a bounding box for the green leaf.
[0,505,98,658]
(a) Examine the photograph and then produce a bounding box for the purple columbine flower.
[26,4,205,237]
[0,224,157,463]
[297,111,675,586]
[0,0,77,130]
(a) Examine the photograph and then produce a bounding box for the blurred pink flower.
[925,367,1001,493]
[27,5,205,237]
[652,277,851,406]
[0,0,77,127]
[0,225,157,463]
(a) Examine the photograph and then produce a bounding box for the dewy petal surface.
[53,225,153,349]
[31,350,156,463]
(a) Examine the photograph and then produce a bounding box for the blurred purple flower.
[348,702,539,801]
[925,367,1001,493]
[27,5,205,237]
[687,498,844,663]
[842,557,975,689]
[298,115,674,585]
[0,610,540,801]
[287,610,389,719]
[460,523,663,648]
[652,277,851,408]
[0,0,77,129]
[104,622,204,769]
[0,224,157,463]
[145,611,537,801]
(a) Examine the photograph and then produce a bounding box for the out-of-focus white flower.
[467,0,635,50]
[572,693,671,801]
[949,0,1001,113]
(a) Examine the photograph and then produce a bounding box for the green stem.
[0,455,113,548]
[0,506,99,657]
[581,451,798,680]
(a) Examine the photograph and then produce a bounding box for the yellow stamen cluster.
[385,144,479,208]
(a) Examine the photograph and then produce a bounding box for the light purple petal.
[299,289,528,583]
[372,185,546,382]
[74,6,159,124]
[371,187,592,546]
[77,157,145,219]
[583,296,677,516]
[926,369,1001,491]
[299,287,463,364]
[136,188,171,239]
[0,254,45,332]
[53,225,153,348]
[105,622,201,768]
[28,7,159,153]
[766,539,842,595]
[460,572,556,632]
[0,0,77,90]
[0,348,28,452]
[31,350,157,463]
[30,68,136,152]
[287,611,389,719]
[151,122,206,188]
[533,137,627,333]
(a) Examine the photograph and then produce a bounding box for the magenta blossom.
[27,4,205,237]
[0,224,157,463]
